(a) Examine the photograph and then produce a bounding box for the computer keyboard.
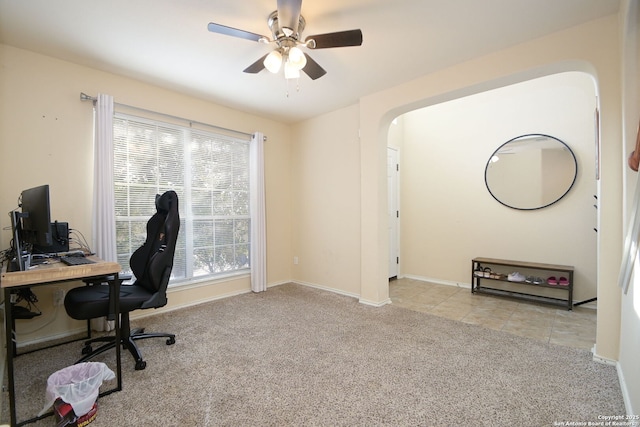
[60,256,95,266]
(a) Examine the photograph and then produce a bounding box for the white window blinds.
[113,113,251,283]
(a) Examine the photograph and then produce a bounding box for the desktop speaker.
[33,221,69,254]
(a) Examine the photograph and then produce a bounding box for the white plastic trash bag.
[39,362,115,417]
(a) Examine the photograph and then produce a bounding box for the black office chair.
[65,190,180,370]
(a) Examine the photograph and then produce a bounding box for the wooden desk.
[1,257,122,427]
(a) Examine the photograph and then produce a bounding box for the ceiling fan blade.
[277,0,303,33]
[208,22,267,43]
[243,54,269,74]
[302,53,326,80]
[306,29,363,49]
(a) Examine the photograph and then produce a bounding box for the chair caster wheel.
[135,360,147,370]
[81,345,93,355]
[166,337,175,345]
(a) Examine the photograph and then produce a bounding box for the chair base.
[76,313,175,370]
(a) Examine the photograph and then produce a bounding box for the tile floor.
[389,277,596,350]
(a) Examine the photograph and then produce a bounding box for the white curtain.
[92,93,116,331]
[250,132,267,292]
[93,94,117,261]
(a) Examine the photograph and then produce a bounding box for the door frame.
[387,146,400,279]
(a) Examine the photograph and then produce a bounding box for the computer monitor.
[8,185,53,271]
[9,210,26,271]
[20,185,53,247]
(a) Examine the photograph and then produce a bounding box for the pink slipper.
[547,276,557,285]
[558,277,569,286]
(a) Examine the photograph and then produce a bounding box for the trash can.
[38,362,115,426]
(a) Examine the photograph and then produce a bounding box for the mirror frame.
[484,133,578,211]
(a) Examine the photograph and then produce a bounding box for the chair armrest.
[83,273,132,285]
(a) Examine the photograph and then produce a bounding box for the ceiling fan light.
[284,61,301,79]
[264,50,282,73]
[288,46,307,70]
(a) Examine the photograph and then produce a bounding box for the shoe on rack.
[508,272,526,282]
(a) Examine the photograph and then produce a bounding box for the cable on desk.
[69,228,93,254]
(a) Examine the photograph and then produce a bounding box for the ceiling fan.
[207,0,363,81]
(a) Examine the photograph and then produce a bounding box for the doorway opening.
[386,71,598,311]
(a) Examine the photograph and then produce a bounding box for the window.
[113,113,251,284]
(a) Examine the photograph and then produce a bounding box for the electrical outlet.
[53,289,65,306]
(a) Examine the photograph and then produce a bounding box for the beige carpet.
[3,283,625,426]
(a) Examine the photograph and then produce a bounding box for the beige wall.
[396,72,597,304]
[290,105,362,297]
[0,44,292,343]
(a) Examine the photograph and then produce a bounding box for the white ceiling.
[0,0,620,123]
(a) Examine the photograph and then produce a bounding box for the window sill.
[168,270,250,291]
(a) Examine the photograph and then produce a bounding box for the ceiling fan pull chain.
[284,77,301,98]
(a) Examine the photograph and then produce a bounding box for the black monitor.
[20,185,53,247]
[9,210,26,271]
[8,185,53,271]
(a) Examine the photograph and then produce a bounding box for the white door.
[387,147,399,279]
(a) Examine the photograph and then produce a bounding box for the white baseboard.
[15,327,87,350]
[591,347,632,415]
[134,280,290,321]
[591,345,617,366]
[359,297,392,307]
[292,280,360,300]
[617,361,635,415]
[291,280,392,307]
[401,274,471,290]
[138,288,252,319]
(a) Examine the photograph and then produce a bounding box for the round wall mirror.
[484,134,578,210]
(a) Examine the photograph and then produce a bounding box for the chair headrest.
[155,191,177,214]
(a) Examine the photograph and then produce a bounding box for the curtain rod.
[80,92,258,140]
